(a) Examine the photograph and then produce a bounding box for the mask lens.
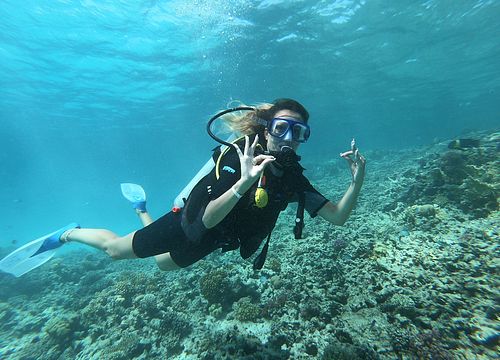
[292,124,310,142]
[270,119,290,137]
[269,118,310,142]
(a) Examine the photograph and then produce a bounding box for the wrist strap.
[231,186,243,199]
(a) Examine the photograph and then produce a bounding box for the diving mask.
[268,117,310,143]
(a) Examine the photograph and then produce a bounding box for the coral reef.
[199,268,232,306]
[232,297,262,322]
[0,130,498,359]
[322,339,380,360]
[393,144,498,218]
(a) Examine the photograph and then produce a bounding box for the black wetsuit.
[132,136,328,267]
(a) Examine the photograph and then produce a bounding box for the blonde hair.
[213,101,272,137]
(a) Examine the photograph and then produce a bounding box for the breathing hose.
[206,106,256,147]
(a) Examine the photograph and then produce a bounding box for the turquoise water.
[1,1,499,243]
[0,2,498,261]
[0,1,499,358]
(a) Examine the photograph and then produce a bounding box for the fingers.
[357,152,366,165]
[354,149,366,165]
[256,157,275,170]
[250,134,259,154]
[235,135,259,159]
[252,154,274,166]
[340,149,366,166]
[233,142,243,158]
[340,150,354,165]
[340,150,354,158]
[244,135,250,155]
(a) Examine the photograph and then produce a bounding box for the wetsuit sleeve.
[209,149,241,200]
[300,175,329,218]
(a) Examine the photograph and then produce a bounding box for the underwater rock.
[334,329,354,344]
[158,309,192,337]
[469,326,500,348]
[322,339,379,360]
[105,331,151,358]
[305,342,319,356]
[396,142,499,218]
[458,177,498,216]
[261,292,289,319]
[485,305,499,321]
[133,293,158,317]
[375,286,397,304]
[389,328,454,359]
[200,327,289,359]
[157,309,192,354]
[266,257,282,273]
[42,313,80,346]
[402,204,442,230]
[299,302,321,321]
[0,302,15,322]
[381,294,418,320]
[440,151,467,184]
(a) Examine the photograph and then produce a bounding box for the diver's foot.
[31,223,80,257]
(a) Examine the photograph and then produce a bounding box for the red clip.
[172,207,181,213]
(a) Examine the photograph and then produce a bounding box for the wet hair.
[219,98,309,137]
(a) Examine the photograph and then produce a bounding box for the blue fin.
[120,183,147,211]
[0,223,80,277]
[30,223,81,257]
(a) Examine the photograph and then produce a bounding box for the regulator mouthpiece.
[269,146,301,169]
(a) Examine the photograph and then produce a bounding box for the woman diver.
[16,98,366,272]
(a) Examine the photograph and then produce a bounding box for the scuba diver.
[0,98,365,275]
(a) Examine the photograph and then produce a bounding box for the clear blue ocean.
[0,1,499,359]
[1,0,499,243]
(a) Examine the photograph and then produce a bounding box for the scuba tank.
[172,156,219,213]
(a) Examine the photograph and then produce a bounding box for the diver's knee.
[105,248,124,260]
[103,238,129,260]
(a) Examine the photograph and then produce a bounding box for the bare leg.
[155,253,180,271]
[63,228,137,260]
[136,211,153,226]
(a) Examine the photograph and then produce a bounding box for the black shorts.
[132,211,219,268]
